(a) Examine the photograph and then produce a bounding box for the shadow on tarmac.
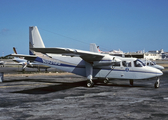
[11,81,86,94]
[10,79,150,94]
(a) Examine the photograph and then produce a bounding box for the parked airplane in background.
[141,59,164,71]
[90,43,164,71]
[0,60,5,67]
[9,26,163,88]
[12,47,50,71]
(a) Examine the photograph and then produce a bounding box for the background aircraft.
[141,59,164,71]
[10,47,50,71]
[90,43,164,71]
[0,60,4,67]
[9,26,163,88]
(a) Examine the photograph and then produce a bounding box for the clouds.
[0,28,9,35]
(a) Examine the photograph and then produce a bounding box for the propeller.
[22,61,33,71]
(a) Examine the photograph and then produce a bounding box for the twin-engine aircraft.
[10,26,163,88]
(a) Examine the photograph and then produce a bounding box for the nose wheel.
[154,77,160,88]
[130,79,134,86]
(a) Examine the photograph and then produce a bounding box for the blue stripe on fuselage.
[102,68,162,75]
[34,57,161,75]
[34,57,83,68]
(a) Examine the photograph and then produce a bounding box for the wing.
[31,47,105,61]
[8,54,37,62]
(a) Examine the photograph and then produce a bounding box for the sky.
[0,0,168,56]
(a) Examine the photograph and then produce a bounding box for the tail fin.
[29,26,45,55]
[90,43,100,53]
[13,47,25,59]
[13,47,17,54]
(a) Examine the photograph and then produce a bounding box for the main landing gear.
[103,78,109,84]
[86,78,110,87]
[129,79,134,86]
[87,80,94,87]
[85,61,94,88]
[154,77,160,88]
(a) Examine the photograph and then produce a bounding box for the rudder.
[29,26,45,55]
[90,43,100,53]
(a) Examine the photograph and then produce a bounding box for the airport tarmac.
[0,67,168,120]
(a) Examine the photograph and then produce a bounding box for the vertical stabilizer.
[90,43,99,53]
[13,47,17,54]
[29,26,45,55]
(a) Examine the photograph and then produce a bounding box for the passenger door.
[120,61,134,79]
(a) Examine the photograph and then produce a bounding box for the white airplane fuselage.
[33,54,163,80]
[10,26,163,88]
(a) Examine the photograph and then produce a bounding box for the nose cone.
[143,66,163,79]
[155,68,163,77]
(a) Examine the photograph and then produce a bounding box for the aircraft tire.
[104,79,109,84]
[130,80,133,86]
[154,82,160,88]
[87,81,94,87]
[154,77,160,88]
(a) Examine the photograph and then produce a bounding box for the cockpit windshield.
[151,61,156,65]
[134,59,145,67]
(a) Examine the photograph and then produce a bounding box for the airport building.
[125,49,164,60]
[104,49,165,60]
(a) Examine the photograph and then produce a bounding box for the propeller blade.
[22,62,27,70]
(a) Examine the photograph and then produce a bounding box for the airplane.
[90,43,164,71]
[9,26,163,88]
[90,43,125,57]
[0,60,5,67]
[141,59,164,71]
[11,47,50,71]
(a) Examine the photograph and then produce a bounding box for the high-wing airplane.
[90,43,165,71]
[9,26,163,88]
[11,47,50,71]
[0,60,5,67]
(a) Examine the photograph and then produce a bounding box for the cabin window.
[122,61,131,67]
[113,62,120,66]
[122,61,127,67]
[127,62,131,67]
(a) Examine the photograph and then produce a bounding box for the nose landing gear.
[129,79,134,86]
[154,77,160,88]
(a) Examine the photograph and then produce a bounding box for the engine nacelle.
[93,56,121,67]
[93,61,113,66]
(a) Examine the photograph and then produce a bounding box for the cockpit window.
[113,62,120,66]
[134,59,145,67]
[151,61,156,65]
